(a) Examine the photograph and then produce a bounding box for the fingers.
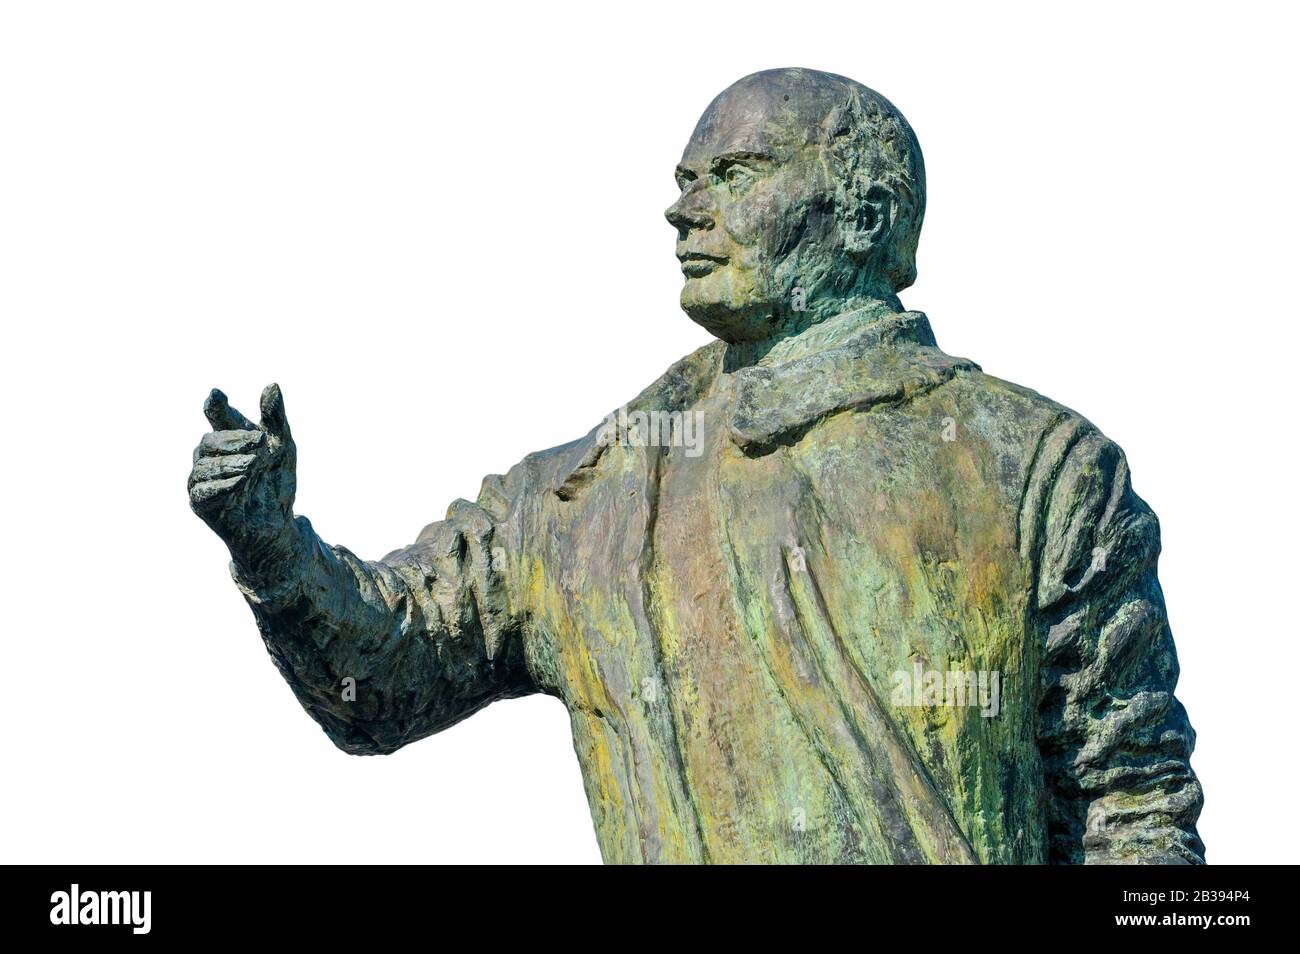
[189,453,259,486]
[259,383,291,440]
[191,385,290,522]
[189,475,247,508]
[203,384,291,442]
[204,389,255,432]
[196,429,264,457]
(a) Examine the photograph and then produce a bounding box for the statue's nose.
[665,191,713,236]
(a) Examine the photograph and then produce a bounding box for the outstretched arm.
[189,385,530,755]
[1035,428,1204,864]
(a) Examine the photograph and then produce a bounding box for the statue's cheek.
[722,184,791,247]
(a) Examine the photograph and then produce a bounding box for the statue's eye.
[723,164,754,191]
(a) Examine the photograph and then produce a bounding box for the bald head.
[690,69,881,152]
[666,69,925,343]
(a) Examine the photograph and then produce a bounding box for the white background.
[2,1,1296,864]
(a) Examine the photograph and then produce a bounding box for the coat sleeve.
[231,475,534,756]
[1034,427,1204,864]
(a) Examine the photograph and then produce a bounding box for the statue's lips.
[678,253,727,277]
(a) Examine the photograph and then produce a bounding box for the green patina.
[189,68,1203,864]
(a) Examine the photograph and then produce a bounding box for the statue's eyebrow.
[676,151,773,183]
[708,150,773,172]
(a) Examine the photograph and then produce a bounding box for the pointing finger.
[259,383,291,440]
[204,389,255,432]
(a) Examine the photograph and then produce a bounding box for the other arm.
[1035,428,1204,864]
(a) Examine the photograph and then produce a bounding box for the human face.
[665,84,846,343]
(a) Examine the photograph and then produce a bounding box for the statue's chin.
[680,283,780,344]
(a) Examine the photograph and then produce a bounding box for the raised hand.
[189,383,298,574]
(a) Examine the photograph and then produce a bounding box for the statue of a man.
[189,68,1204,864]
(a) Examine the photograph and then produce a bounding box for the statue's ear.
[841,182,893,262]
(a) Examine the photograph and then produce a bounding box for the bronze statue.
[190,68,1203,864]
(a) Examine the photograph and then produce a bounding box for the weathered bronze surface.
[190,68,1204,864]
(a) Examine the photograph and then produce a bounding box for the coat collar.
[727,305,979,454]
[555,305,978,496]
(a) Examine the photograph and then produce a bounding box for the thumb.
[204,388,255,431]
[259,383,292,440]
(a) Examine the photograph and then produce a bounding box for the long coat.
[235,303,1204,864]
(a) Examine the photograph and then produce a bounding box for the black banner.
[4,864,1277,942]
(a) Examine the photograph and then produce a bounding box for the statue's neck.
[723,293,903,371]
